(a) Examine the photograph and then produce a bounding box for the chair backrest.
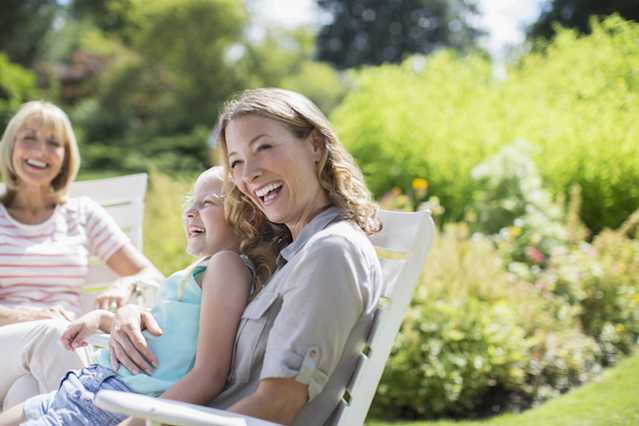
[67,173,148,287]
[333,208,435,426]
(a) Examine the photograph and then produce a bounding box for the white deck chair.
[95,208,435,426]
[2,173,158,409]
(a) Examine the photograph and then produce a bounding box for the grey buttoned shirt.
[209,207,383,426]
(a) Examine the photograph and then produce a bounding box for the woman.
[111,88,382,426]
[0,101,162,409]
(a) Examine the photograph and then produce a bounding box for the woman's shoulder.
[308,220,375,257]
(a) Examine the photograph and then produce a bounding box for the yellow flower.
[616,324,625,333]
[411,178,428,192]
[391,186,402,195]
[632,294,639,304]
[510,226,523,237]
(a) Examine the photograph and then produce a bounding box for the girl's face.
[183,172,238,257]
[225,114,330,239]
[12,115,66,190]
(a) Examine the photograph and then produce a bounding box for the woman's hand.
[61,309,112,350]
[109,304,162,375]
[95,285,130,311]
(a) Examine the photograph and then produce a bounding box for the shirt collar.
[280,206,342,262]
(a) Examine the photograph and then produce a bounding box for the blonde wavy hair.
[0,101,80,204]
[213,88,381,276]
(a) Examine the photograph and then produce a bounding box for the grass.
[368,351,639,426]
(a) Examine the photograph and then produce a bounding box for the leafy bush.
[372,225,600,419]
[539,228,639,364]
[334,16,639,233]
[0,53,38,125]
[143,168,197,276]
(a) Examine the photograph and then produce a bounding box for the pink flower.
[525,246,545,264]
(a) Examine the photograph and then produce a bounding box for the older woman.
[0,101,162,408]
[112,88,382,426]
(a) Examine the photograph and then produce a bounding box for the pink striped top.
[0,197,129,313]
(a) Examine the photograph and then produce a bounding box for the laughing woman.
[110,88,383,426]
[0,101,162,409]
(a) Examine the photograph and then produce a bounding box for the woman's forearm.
[0,305,25,326]
[159,367,226,406]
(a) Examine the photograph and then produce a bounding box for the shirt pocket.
[228,290,279,385]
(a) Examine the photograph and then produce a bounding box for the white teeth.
[25,159,47,169]
[255,182,282,198]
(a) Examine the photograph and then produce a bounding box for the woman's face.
[183,173,238,257]
[225,115,329,238]
[11,115,66,190]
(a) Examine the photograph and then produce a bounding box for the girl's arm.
[60,309,114,350]
[159,250,251,404]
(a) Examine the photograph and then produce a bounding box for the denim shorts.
[23,364,133,426]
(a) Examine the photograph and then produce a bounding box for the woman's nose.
[242,160,261,183]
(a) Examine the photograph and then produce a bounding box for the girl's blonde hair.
[0,101,81,204]
[181,166,277,297]
[213,88,381,272]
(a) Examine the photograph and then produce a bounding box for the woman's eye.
[47,139,61,148]
[230,160,242,169]
[257,144,272,151]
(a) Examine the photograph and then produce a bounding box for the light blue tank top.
[97,256,253,396]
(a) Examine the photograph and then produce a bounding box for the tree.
[0,0,59,66]
[528,0,639,39]
[316,0,482,69]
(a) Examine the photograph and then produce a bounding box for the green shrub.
[372,225,600,419]
[542,228,639,364]
[333,16,639,233]
[374,297,529,418]
[143,168,196,275]
[0,53,38,125]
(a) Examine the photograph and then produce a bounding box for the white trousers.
[0,319,90,410]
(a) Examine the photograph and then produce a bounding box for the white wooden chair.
[2,173,158,409]
[96,208,435,426]
[67,173,158,311]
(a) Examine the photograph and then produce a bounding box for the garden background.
[1,1,638,424]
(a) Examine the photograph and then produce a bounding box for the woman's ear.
[309,129,325,162]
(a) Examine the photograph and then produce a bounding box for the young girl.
[0,166,263,426]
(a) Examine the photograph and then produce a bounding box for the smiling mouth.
[187,226,205,238]
[255,182,283,206]
[24,159,48,169]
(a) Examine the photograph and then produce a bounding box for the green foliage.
[333,16,639,233]
[375,297,528,418]
[528,2,639,40]
[540,229,639,364]
[0,54,38,125]
[372,224,601,418]
[143,168,197,275]
[369,351,639,426]
[0,0,59,66]
[316,0,482,69]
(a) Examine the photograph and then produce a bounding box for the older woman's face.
[226,115,329,238]
[12,115,65,190]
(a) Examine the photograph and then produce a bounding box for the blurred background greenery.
[1,0,638,423]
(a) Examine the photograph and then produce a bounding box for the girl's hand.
[61,310,111,350]
[95,284,130,311]
[109,304,162,375]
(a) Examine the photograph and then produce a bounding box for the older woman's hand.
[109,304,162,375]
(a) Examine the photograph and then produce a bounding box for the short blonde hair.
[214,88,381,263]
[0,101,81,203]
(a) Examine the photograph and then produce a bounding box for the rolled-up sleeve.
[260,234,366,400]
